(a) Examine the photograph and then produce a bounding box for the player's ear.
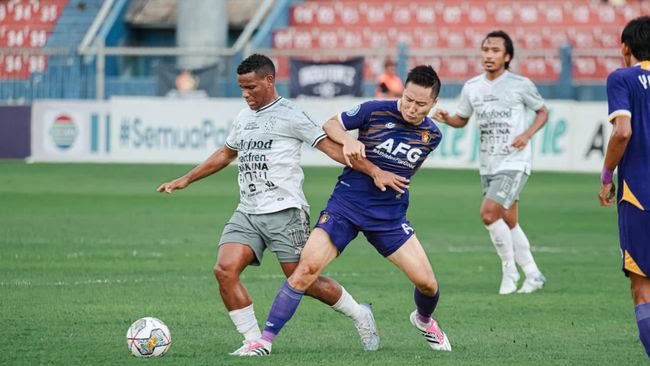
[266,74,275,86]
[621,43,633,66]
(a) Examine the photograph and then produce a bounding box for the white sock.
[485,219,516,274]
[331,286,364,322]
[511,224,541,278]
[228,304,261,341]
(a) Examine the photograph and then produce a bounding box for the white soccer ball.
[126,317,172,357]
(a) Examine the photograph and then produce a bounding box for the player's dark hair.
[482,30,514,69]
[621,16,650,62]
[237,54,276,78]
[405,65,441,98]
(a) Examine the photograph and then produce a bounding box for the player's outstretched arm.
[315,138,409,193]
[156,146,238,194]
[599,116,632,206]
[432,108,469,128]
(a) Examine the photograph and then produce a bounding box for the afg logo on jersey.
[375,138,422,163]
[319,212,330,224]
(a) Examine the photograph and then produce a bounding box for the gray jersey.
[456,71,545,175]
[225,97,326,214]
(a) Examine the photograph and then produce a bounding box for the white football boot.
[354,303,380,351]
[517,273,546,294]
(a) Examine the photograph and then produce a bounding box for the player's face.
[481,37,511,74]
[237,71,275,110]
[400,82,437,125]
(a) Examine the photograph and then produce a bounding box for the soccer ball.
[126,317,172,357]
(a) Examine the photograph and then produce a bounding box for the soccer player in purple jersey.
[598,16,650,359]
[240,65,452,356]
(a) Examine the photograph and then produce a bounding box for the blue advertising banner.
[289,57,364,98]
[0,106,31,158]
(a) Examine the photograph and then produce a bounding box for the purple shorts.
[619,201,650,277]
[314,200,414,257]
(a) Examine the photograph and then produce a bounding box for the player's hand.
[431,108,449,123]
[598,183,616,206]
[343,140,366,167]
[511,134,530,149]
[368,169,410,193]
[156,177,190,194]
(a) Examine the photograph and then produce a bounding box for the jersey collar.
[256,97,282,113]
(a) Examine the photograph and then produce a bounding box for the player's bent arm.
[512,106,549,149]
[598,116,631,206]
[432,109,469,128]
[523,106,549,139]
[315,138,409,193]
[604,116,632,171]
[157,146,237,193]
[323,117,366,166]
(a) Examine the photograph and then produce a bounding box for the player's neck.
[485,68,506,81]
[258,93,281,110]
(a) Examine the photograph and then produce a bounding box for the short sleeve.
[606,70,632,122]
[291,108,327,148]
[455,83,473,118]
[339,101,375,130]
[225,110,245,150]
[521,78,545,111]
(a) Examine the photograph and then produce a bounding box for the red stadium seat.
[276,0,638,82]
[0,0,68,79]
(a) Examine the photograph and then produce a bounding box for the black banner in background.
[289,57,364,98]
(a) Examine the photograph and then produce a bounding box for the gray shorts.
[480,170,529,209]
[218,207,310,266]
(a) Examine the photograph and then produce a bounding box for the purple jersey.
[331,100,442,220]
[607,62,650,211]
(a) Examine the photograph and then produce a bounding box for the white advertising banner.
[108,97,244,163]
[30,100,110,162]
[29,97,612,173]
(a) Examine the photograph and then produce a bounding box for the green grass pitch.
[0,161,646,365]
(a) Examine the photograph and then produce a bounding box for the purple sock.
[261,281,305,343]
[635,302,650,358]
[414,288,439,324]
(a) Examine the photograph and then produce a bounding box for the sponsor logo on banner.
[49,114,78,150]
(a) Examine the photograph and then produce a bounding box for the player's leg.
[386,234,451,351]
[619,201,650,357]
[504,202,546,293]
[214,211,267,354]
[240,208,374,355]
[631,273,650,357]
[269,207,371,326]
[277,260,379,351]
[481,172,520,294]
[239,228,340,356]
[214,244,263,354]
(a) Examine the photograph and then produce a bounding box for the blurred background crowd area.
[1,0,648,104]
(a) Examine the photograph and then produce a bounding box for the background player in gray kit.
[433,30,548,295]
[157,54,408,355]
